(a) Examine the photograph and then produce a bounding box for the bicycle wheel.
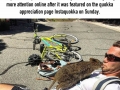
[33,43,36,50]
[40,44,45,53]
[67,51,83,63]
[46,51,83,62]
[53,33,79,44]
[33,39,36,50]
[45,51,65,61]
[33,36,41,50]
[69,46,81,51]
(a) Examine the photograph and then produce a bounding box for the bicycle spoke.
[53,33,79,44]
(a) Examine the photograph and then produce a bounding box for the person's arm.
[0,84,14,90]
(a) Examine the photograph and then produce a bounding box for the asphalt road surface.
[0,20,120,90]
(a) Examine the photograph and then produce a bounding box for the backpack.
[26,54,42,66]
[92,76,120,90]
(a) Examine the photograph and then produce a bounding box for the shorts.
[12,86,26,90]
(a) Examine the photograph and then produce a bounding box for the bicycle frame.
[40,37,68,60]
[33,29,68,60]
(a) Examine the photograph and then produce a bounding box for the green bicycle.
[33,25,82,62]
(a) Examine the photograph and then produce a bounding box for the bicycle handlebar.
[33,23,38,32]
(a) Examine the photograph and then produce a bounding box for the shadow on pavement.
[0,62,28,75]
[0,21,54,35]
[0,39,7,54]
[37,24,54,31]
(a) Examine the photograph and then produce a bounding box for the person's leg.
[0,84,14,90]
[0,84,28,90]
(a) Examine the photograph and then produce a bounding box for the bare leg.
[0,84,14,90]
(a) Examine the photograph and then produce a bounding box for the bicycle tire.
[69,46,81,51]
[68,51,83,63]
[40,44,44,53]
[33,42,36,50]
[45,51,64,61]
[46,51,83,62]
[33,36,41,50]
[53,33,79,44]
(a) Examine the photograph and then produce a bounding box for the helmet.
[27,54,41,66]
